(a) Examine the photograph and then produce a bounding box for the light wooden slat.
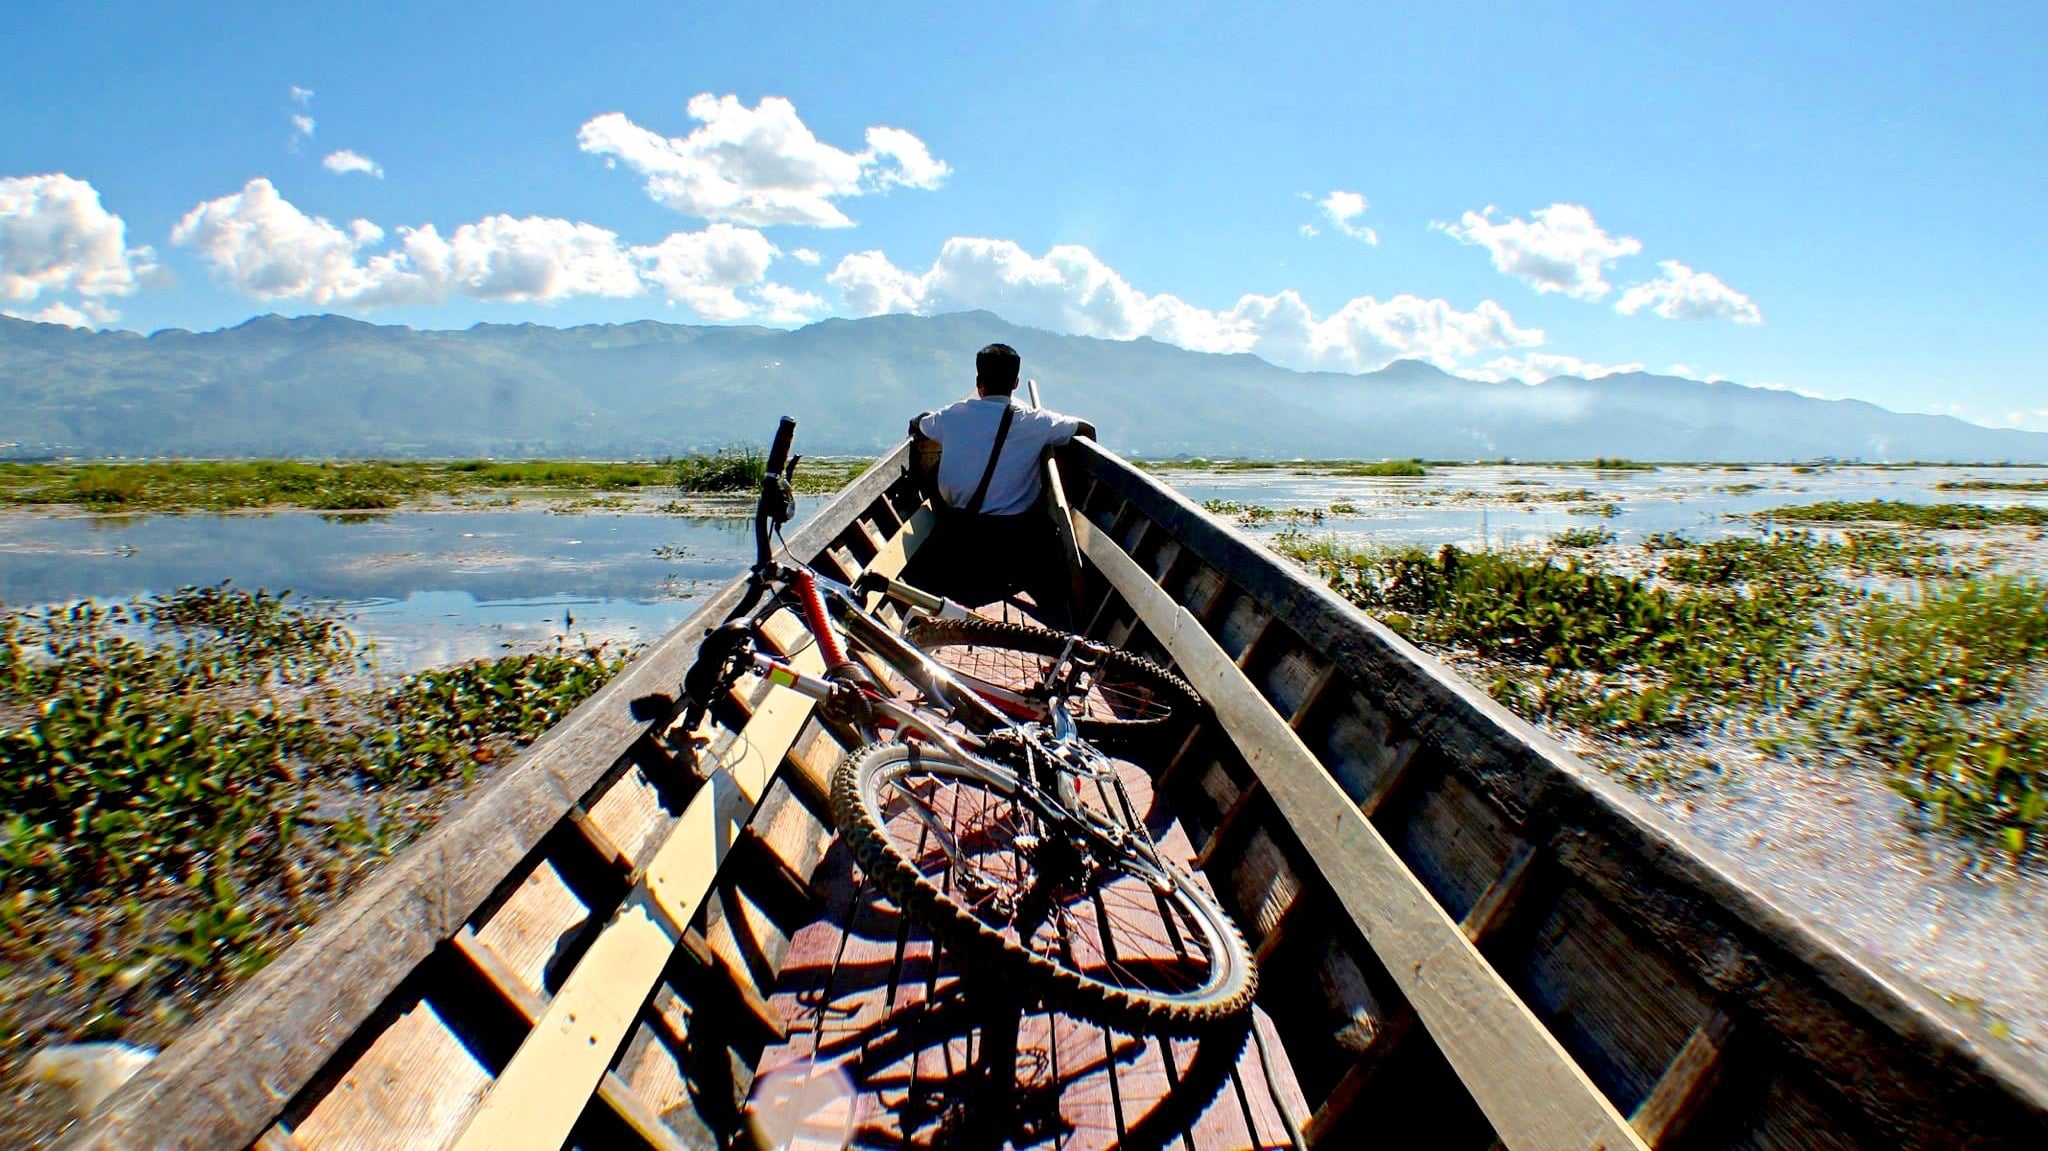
[449,654,823,1151]
[447,513,928,1151]
[451,925,693,1151]
[1074,516,1648,1151]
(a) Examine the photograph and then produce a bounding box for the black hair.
[975,343,1021,393]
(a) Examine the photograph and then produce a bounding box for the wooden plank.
[448,508,929,1151]
[1075,516,1648,1151]
[448,652,826,1151]
[1630,1010,1734,1146]
[1027,380,1087,606]
[62,444,919,1151]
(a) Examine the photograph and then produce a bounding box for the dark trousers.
[900,504,1074,629]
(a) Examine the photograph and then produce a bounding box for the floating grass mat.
[0,586,629,1141]
[1939,479,2048,493]
[0,453,870,515]
[1272,528,2048,858]
[1760,499,2048,529]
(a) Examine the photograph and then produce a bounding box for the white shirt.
[916,395,1086,516]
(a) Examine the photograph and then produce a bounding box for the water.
[1162,462,2048,551]
[0,495,827,672]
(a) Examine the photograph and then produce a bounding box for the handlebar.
[754,416,798,569]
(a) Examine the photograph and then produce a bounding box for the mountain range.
[4,310,2044,462]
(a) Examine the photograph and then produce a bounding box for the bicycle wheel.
[904,617,1199,751]
[833,740,1256,1033]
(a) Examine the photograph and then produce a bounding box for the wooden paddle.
[1025,379,1089,608]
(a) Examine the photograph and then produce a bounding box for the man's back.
[917,396,1085,516]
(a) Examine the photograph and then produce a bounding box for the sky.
[2,2,2043,428]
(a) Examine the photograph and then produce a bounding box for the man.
[900,343,1096,626]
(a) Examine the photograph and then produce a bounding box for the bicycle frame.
[682,415,1174,884]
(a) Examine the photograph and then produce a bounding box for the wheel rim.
[921,642,1177,726]
[861,750,1235,1008]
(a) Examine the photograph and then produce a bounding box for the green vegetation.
[1201,499,1327,526]
[1938,479,2048,493]
[0,452,872,515]
[0,586,627,1089]
[1550,526,1616,548]
[1583,458,1657,471]
[1276,527,2048,858]
[672,445,765,492]
[1335,459,1428,477]
[1760,499,2048,529]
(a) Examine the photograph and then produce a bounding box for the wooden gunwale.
[1063,437,2048,1149]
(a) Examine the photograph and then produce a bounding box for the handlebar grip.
[766,416,796,476]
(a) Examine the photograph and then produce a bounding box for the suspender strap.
[960,402,1016,515]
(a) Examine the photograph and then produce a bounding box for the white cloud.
[1471,352,1646,384]
[631,223,787,320]
[1615,259,1762,324]
[171,177,810,320]
[289,86,314,106]
[1435,203,1641,299]
[1317,190,1377,245]
[827,238,1543,374]
[405,215,644,303]
[578,94,949,227]
[322,150,384,179]
[292,114,315,139]
[789,247,821,265]
[0,173,158,325]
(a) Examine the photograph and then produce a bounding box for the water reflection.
[0,499,826,673]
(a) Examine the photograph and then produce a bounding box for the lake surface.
[0,495,825,671]
[4,465,2044,671]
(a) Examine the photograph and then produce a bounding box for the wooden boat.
[60,439,2048,1150]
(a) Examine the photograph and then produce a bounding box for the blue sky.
[3,2,2042,427]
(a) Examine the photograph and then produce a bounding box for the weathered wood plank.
[447,653,827,1151]
[1075,514,1648,1151]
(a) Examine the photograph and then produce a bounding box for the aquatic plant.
[1550,526,1616,548]
[1335,459,1428,477]
[0,587,630,1094]
[672,446,767,493]
[1761,500,2048,529]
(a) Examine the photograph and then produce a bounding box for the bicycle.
[676,417,1256,1034]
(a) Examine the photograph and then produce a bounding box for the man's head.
[975,343,1022,396]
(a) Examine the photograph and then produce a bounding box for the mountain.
[3,311,2044,462]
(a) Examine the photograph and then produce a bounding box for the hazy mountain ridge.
[4,311,2044,462]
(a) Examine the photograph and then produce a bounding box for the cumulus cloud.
[1471,352,1646,384]
[789,247,821,265]
[171,177,814,320]
[1435,203,1641,299]
[578,94,949,227]
[1315,190,1377,244]
[0,173,159,325]
[634,223,793,320]
[322,150,384,178]
[1614,259,1762,324]
[290,86,313,105]
[827,238,1542,374]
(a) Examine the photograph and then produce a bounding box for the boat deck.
[748,753,1309,1150]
